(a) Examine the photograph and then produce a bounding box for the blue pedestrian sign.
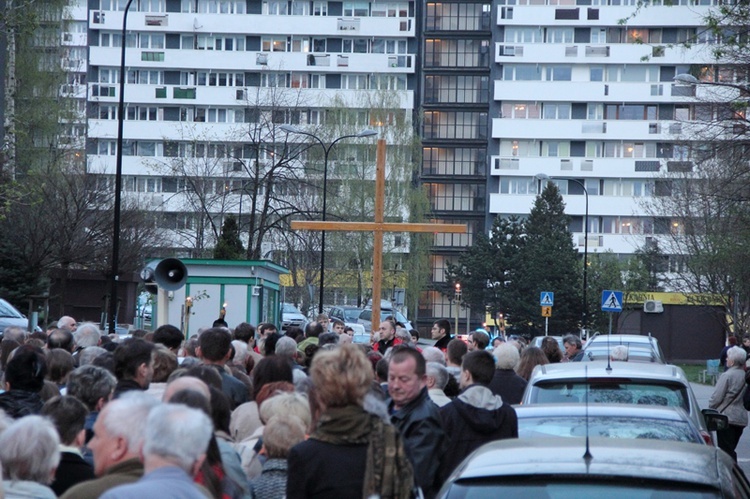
[540,292,554,307]
[601,290,623,312]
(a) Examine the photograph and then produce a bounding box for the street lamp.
[108,0,135,336]
[279,125,378,314]
[535,173,589,334]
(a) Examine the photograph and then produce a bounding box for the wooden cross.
[291,139,467,333]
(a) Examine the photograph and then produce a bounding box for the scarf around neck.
[311,404,415,499]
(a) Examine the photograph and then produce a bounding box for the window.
[543,103,571,119]
[97,140,117,155]
[261,36,287,52]
[99,68,120,84]
[501,103,541,119]
[425,75,489,104]
[127,69,163,84]
[546,27,574,43]
[342,74,369,89]
[503,65,542,81]
[545,66,572,81]
[423,147,486,176]
[424,111,488,140]
[313,1,328,15]
[505,27,543,43]
[125,106,159,121]
[425,39,489,68]
[426,3,490,31]
[199,0,245,12]
[260,72,289,87]
[343,1,369,16]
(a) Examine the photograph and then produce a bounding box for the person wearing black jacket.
[388,347,448,498]
[0,345,46,418]
[440,350,518,479]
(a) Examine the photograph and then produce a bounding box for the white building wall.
[85,0,416,253]
[490,1,713,264]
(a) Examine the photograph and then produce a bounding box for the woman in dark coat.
[287,344,415,499]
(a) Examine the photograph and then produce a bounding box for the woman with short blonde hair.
[288,344,415,498]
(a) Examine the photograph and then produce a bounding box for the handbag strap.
[719,385,746,413]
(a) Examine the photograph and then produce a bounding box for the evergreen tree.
[515,183,582,333]
[214,215,244,260]
[447,216,524,322]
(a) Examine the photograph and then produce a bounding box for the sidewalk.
[691,381,750,477]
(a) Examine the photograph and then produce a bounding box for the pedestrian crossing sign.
[542,306,552,317]
[601,290,623,312]
[540,292,554,306]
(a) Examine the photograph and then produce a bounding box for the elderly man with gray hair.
[426,362,452,407]
[488,342,527,405]
[100,403,213,499]
[421,346,446,366]
[0,415,61,498]
[74,323,102,349]
[60,392,158,499]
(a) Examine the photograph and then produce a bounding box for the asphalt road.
[690,381,750,476]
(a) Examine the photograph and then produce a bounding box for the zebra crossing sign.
[540,292,554,307]
[601,290,623,312]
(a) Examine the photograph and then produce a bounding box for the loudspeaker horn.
[154,258,188,291]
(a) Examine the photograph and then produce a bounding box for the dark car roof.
[447,437,733,489]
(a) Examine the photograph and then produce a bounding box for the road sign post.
[540,293,554,336]
[601,290,623,334]
[541,306,552,336]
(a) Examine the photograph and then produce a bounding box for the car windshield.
[445,479,721,499]
[518,415,701,443]
[530,380,690,413]
[344,309,361,322]
[0,299,22,318]
[283,304,301,314]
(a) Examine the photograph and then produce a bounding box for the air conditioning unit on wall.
[644,300,664,313]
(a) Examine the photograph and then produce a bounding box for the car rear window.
[530,380,690,412]
[518,415,702,443]
[445,478,721,499]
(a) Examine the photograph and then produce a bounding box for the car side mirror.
[702,408,729,432]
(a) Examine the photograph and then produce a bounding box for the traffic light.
[454,282,462,301]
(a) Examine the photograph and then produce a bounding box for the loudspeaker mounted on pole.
[154,258,188,291]
[141,259,188,293]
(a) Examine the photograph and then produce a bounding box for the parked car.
[437,437,750,498]
[328,306,365,324]
[584,333,666,363]
[281,303,306,331]
[0,298,31,335]
[358,308,413,333]
[516,403,709,444]
[520,361,726,445]
[581,344,664,363]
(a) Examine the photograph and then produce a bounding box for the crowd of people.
[0,314,587,498]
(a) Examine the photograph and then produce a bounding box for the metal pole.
[466,305,469,335]
[109,0,134,336]
[318,145,330,315]
[455,298,460,336]
[567,179,589,336]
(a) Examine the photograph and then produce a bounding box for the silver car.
[520,361,725,445]
[0,298,31,335]
[516,403,708,444]
[438,437,750,498]
[584,333,666,363]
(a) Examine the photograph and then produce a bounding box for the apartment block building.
[417,0,492,328]
[84,0,416,258]
[487,3,715,280]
